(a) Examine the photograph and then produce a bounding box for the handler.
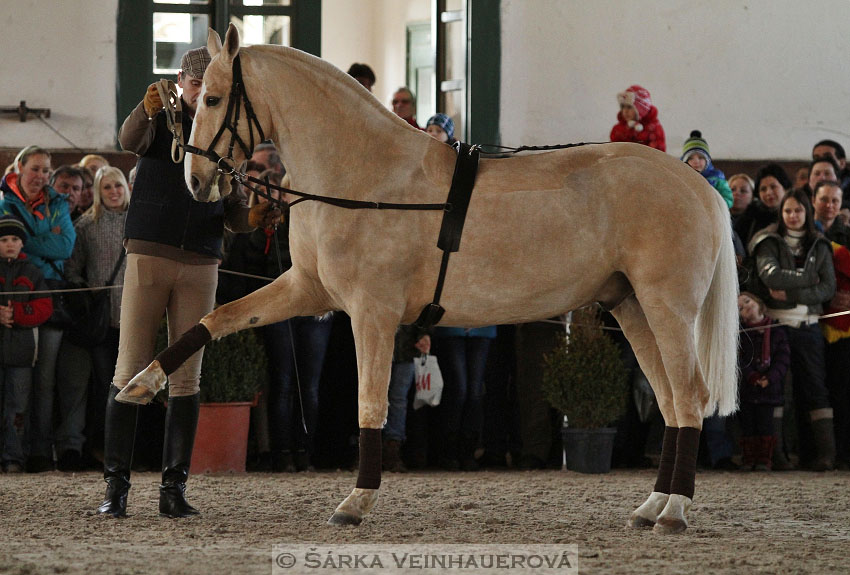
[97,46,279,518]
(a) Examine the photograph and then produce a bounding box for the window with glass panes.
[117,0,319,132]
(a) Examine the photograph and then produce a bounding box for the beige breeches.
[112,253,218,397]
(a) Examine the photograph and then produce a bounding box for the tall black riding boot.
[159,393,201,518]
[97,385,139,517]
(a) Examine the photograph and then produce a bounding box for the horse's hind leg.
[639,296,709,534]
[327,307,398,526]
[611,296,680,529]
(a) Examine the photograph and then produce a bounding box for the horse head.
[186,24,269,202]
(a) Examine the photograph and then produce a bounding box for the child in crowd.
[609,85,666,151]
[0,215,53,473]
[681,130,734,209]
[737,292,790,471]
[425,113,456,145]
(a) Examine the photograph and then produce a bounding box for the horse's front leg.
[328,308,398,526]
[115,270,325,404]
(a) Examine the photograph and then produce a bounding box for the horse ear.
[207,27,222,58]
[221,22,241,64]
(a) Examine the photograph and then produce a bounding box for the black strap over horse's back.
[414,142,480,330]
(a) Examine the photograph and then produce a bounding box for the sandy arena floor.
[0,469,848,574]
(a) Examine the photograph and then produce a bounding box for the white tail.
[696,214,739,416]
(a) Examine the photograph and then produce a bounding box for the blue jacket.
[700,162,734,209]
[0,174,75,280]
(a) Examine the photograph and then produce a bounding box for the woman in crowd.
[749,189,836,470]
[735,163,793,250]
[728,173,754,225]
[0,145,75,472]
[61,167,130,469]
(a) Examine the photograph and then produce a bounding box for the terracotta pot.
[191,402,253,473]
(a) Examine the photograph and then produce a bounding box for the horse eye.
[205,96,221,107]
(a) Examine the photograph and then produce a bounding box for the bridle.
[181,54,267,175]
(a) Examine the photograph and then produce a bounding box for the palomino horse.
[118,25,738,534]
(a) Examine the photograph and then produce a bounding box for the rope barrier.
[4,275,848,335]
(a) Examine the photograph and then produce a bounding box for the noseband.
[182,54,266,173]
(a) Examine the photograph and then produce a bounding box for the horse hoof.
[327,512,362,526]
[652,493,692,534]
[627,514,655,529]
[652,517,688,534]
[115,361,165,405]
[627,491,668,529]
[114,384,155,405]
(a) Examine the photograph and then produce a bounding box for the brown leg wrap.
[653,426,679,494]
[155,323,212,376]
[669,427,701,500]
[355,428,382,490]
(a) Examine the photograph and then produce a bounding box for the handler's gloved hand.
[143,83,163,119]
[248,201,284,229]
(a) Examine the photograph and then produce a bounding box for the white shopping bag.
[413,354,444,409]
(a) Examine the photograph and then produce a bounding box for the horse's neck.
[251,50,426,197]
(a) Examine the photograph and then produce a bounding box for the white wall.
[500,0,850,160]
[0,0,119,150]
[5,0,846,160]
[322,0,430,110]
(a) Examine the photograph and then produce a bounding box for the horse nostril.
[190,175,201,193]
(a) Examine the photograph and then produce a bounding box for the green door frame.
[115,0,321,145]
[468,0,500,147]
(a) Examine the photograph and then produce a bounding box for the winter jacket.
[609,106,666,152]
[738,318,789,406]
[65,209,127,329]
[749,224,835,314]
[0,254,53,367]
[734,200,778,251]
[0,175,75,280]
[821,241,850,342]
[699,162,734,209]
[818,218,850,248]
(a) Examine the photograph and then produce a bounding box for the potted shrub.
[542,306,628,473]
[193,328,266,473]
[156,322,266,473]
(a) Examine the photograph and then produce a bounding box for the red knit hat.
[617,85,652,120]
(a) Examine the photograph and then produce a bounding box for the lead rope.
[155,79,185,163]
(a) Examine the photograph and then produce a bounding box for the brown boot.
[382,439,407,473]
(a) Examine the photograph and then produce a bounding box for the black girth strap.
[414,142,480,330]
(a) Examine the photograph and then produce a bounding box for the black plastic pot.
[561,427,617,473]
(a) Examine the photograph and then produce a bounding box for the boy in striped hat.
[0,214,53,473]
[681,130,733,209]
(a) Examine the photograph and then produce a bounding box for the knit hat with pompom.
[617,85,652,120]
[681,130,711,163]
